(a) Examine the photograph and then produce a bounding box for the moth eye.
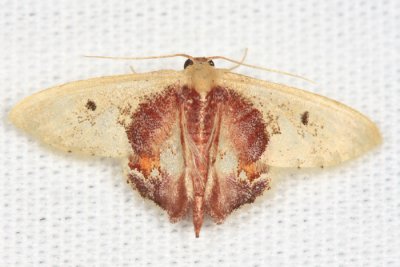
[184,59,194,69]
[208,60,215,67]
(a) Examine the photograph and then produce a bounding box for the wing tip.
[365,118,383,148]
[8,103,21,128]
[372,127,383,147]
[8,99,29,130]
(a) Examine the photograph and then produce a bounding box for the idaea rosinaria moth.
[9,54,381,237]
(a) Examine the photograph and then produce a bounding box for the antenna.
[228,48,248,71]
[83,53,193,60]
[209,54,315,84]
[84,51,315,84]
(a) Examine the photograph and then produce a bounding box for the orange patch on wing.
[129,156,160,177]
[140,156,160,176]
[239,162,259,181]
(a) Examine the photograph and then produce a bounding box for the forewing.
[220,72,381,168]
[9,70,184,157]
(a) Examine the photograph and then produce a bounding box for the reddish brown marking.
[206,171,270,223]
[125,85,270,236]
[222,88,269,164]
[128,171,189,221]
[127,87,178,158]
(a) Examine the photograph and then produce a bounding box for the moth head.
[184,57,215,70]
[183,57,218,96]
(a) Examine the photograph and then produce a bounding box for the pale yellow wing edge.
[219,71,382,167]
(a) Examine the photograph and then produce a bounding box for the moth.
[9,54,381,237]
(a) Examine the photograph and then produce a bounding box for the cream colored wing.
[220,71,381,168]
[9,70,184,157]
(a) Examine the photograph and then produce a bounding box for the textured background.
[1,0,399,266]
